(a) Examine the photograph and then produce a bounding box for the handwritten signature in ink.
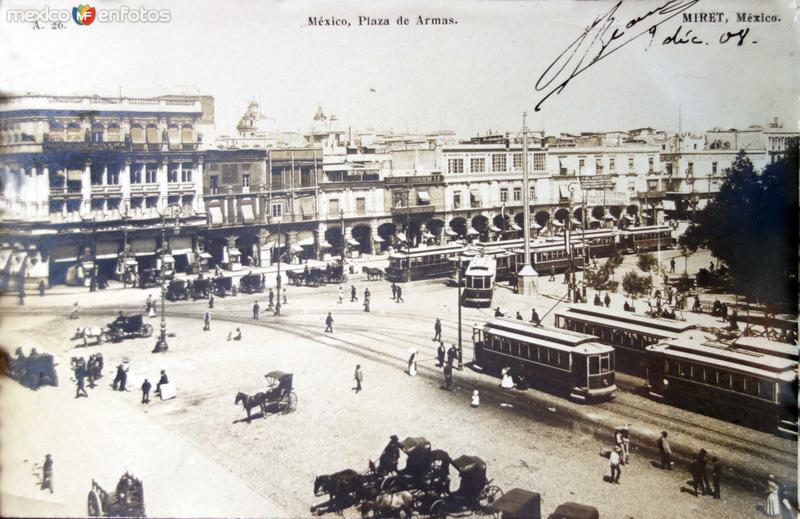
[534,0,699,111]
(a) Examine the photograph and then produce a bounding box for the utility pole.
[153,203,181,353]
[517,112,537,294]
[275,217,283,316]
[457,254,463,369]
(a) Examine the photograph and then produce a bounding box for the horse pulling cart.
[234,371,298,422]
[104,314,153,343]
[87,472,145,517]
[239,272,264,294]
[166,279,189,301]
[213,275,237,297]
[420,455,503,518]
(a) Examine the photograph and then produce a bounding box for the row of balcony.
[49,182,196,197]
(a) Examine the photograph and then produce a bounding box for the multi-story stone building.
[0,94,212,288]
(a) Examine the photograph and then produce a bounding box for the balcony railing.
[167,182,196,192]
[49,186,83,197]
[130,183,161,194]
[90,184,123,195]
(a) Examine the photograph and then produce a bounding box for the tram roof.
[466,256,497,274]
[482,319,614,354]
[560,305,695,334]
[649,337,797,379]
[620,225,672,235]
[389,243,465,259]
[731,336,799,361]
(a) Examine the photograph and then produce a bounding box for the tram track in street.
[4,302,795,491]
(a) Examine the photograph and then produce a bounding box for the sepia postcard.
[0,1,798,518]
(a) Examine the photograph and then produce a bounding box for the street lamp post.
[153,203,181,353]
[275,216,283,316]
[121,203,130,288]
[457,254,463,369]
[340,208,346,263]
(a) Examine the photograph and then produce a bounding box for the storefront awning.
[67,169,83,182]
[240,205,255,225]
[469,189,482,205]
[125,258,139,266]
[489,225,501,232]
[290,244,303,253]
[571,218,582,226]
[445,229,458,236]
[161,254,175,263]
[297,236,315,247]
[396,232,407,242]
[417,191,431,203]
[346,238,359,246]
[532,222,542,229]
[552,220,564,227]
[171,236,192,255]
[319,240,332,249]
[209,206,224,225]
[661,200,677,211]
[199,252,212,259]
[466,228,480,236]
[95,240,120,260]
[131,238,156,256]
[624,213,636,221]
[373,235,385,242]
[559,185,570,199]
[422,232,435,239]
[604,212,617,220]
[509,222,522,231]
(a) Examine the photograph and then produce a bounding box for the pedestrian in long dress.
[268,289,275,309]
[41,455,53,493]
[208,294,214,309]
[443,363,453,390]
[353,364,363,393]
[407,349,418,376]
[433,318,442,341]
[711,457,721,500]
[531,308,540,325]
[621,425,631,465]
[351,285,358,302]
[604,293,611,308]
[338,285,344,304]
[325,312,334,333]
[437,342,445,367]
[363,296,370,312]
[253,301,260,320]
[689,457,703,496]
[203,311,211,331]
[471,389,480,407]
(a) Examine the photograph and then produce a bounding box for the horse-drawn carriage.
[87,472,145,517]
[235,371,298,422]
[421,455,503,518]
[380,437,451,496]
[3,347,58,389]
[138,268,161,289]
[166,279,189,301]
[325,263,348,284]
[104,314,153,342]
[239,272,264,294]
[191,277,212,299]
[213,276,237,297]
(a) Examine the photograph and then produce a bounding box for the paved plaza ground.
[0,247,796,518]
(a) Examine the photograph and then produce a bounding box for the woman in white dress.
[765,477,781,517]
[501,367,514,389]
[407,349,418,376]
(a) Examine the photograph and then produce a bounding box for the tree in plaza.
[680,142,799,312]
[636,252,658,274]
[622,271,652,300]
[584,263,619,294]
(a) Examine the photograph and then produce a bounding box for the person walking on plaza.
[75,369,88,398]
[621,425,631,465]
[443,362,453,390]
[325,312,334,333]
[391,282,398,301]
[530,308,540,326]
[268,288,275,310]
[351,285,358,302]
[38,280,46,296]
[41,454,53,493]
[549,266,555,282]
[353,364,363,393]
[363,294,371,312]
[516,311,523,320]
[338,285,344,304]
[396,285,404,303]
[697,448,711,495]
[433,318,442,342]
[447,344,458,367]
[252,301,260,320]
[208,293,214,309]
[609,446,622,484]
[711,456,721,500]
[364,287,370,301]
[604,293,611,308]
[155,370,168,397]
[471,389,480,407]
[113,363,125,391]
[18,285,26,305]
[146,294,153,313]
[670,257,676,273]
[203,311,211,331]
[232,327,242,341]
[407,349,418,376]
[728,309,738,330]
[141,378,151,404]
[437,342,446,367]
[657,431,672,470]
[283,287,287,305]
[689,456,704,496]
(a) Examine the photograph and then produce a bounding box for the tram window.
[731,375,744,393]
[558,351,566,368]
[520,344,529,359]
[511,341,520,357]
[589,356,600,375]
[719,372,732,388]
[600,355,610,373]
[678,363,687,378]
[758,381,774,400]
[745,378,760,397]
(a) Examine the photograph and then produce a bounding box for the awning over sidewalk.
[297,236,315,247]
[346,238,359,246]
[490,225,501,232]
[466,228,479,236]
[417,191,431,204]
[319,240,332,249]
[240,205,256,224]
[290,244,303,253]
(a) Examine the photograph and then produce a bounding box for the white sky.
[1,0,798,137]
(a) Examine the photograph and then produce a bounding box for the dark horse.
[234,391,268,422]
[311,469,365,515]
[364,267,385,281]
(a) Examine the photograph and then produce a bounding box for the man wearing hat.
[155,370,169,397]
[657,431,672,470]
[379,435,401,473]
[41,454,53,493]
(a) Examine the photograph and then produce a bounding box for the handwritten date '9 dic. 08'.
[535,0,758,112]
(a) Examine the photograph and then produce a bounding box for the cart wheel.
[429,499,446,519]
[282,391,298,414]
[478,485,503,511]
[87,490,103,517]
[141,324,154,338]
